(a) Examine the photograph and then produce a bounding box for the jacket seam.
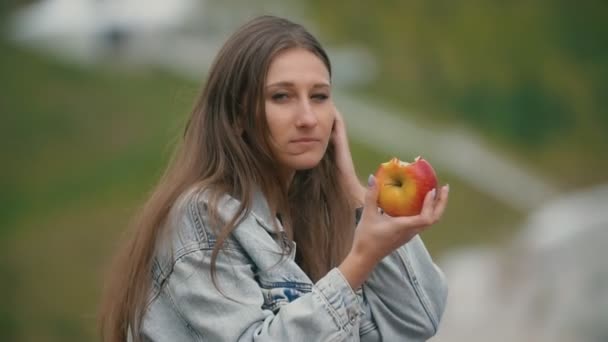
[181,192,244,253]
[315,269,364,336]
[164,254,206,342]
[311,285,351,342]
[359,320,377,336]
[397,247,439,333]
[312,285,343,327]
[356,286,377,336]
[188,191,208,242]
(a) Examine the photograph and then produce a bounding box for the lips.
[290,137,320,143]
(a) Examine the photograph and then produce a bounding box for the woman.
[100,15,449,342]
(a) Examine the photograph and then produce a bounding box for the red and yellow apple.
[374,156,438,217]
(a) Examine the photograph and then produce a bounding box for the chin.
[286,153,325,171]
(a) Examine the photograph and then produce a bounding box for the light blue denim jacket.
[138,188,448,341]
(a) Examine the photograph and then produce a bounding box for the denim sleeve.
[164,247,363,342]
[359,235,448,341]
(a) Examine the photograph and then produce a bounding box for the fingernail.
[368,174,375,187]
[430,188,437,199]
[444,184,450,193]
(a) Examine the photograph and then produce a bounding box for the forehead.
[265,48,330,85]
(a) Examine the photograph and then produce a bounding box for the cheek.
[264,105,288,140]
[319,111,335,137]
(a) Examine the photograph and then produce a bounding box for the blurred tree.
[308,0,608,147]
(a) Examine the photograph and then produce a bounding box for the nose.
[295,100,318,128]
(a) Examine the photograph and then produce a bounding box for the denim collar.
[249,188,283,234]
[191,185,283,235]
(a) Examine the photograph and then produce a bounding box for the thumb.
[363,174,380,217]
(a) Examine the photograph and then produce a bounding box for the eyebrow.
[265,81,330,89]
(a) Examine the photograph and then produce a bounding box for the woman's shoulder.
[165,186,241,248]
[148,187,236,287]
[161,185,270,257]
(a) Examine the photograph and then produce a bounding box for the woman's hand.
[331,108,366,205]
[339,175,450,289]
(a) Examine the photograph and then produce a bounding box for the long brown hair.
[99,15,356,342]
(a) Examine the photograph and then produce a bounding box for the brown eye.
[311,93,329,102]
[271,93,289,101]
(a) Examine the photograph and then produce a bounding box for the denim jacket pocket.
[259,279,313,312]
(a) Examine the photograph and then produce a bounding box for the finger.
[393,188,437,227]
[419,188,437,216]
[331,118,342,140]
[418,187,438,224]
[332,113,343,133]
[362,174,380,217]
[334,107,343,122]
[432,184,450,219]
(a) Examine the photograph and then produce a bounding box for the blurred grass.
[0,38,199,340]
[0,38,197,229]
[0,36,523,340]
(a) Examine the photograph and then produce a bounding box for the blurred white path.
[432,184,608,342]
[335,92,558,211]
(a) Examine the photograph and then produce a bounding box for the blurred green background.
[1,1,607,341]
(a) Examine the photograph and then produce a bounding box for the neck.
[280,169,295,191]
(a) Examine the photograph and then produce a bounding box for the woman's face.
[264,48,334,179]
